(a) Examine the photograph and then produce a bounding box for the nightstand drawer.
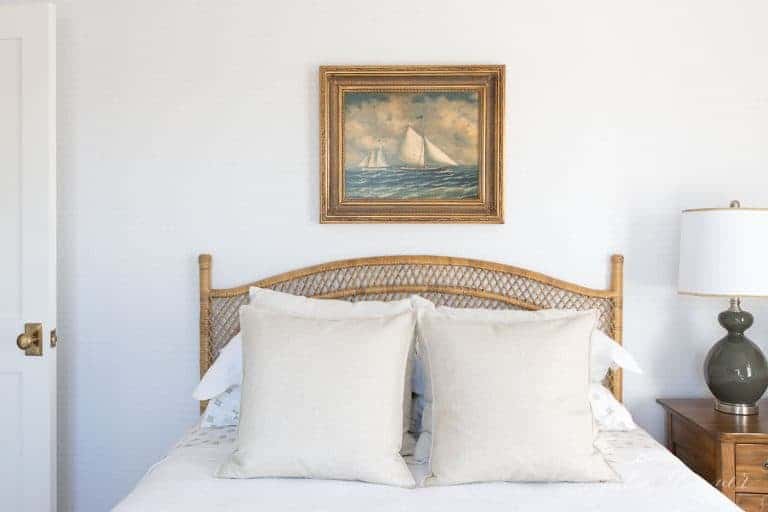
[736,493,768,512]
[736,444,768,493]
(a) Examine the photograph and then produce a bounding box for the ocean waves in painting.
[344,166,479,200]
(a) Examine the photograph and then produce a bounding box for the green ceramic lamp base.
[705,298,768,417]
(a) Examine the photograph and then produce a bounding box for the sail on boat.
[357,144,389,170]
[398,126,458,171]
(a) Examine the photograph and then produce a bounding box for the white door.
[0,3,57,511]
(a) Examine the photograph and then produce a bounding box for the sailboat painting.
[320,65,504,223]
[343,91,480,200]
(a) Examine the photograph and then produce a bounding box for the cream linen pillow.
[420,310,616,485]
[409,298,642,439]
[249,287,416,441]
[217,307,416,487]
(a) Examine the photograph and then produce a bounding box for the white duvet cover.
[113,425,739,511]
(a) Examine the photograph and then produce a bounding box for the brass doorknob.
[16,323,43,356]
[17,333,33,350]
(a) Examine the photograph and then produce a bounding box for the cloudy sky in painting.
[343,91,479,167]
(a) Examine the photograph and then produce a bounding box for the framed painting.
[320,65,504,223]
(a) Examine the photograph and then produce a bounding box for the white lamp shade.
[678,208,768,297]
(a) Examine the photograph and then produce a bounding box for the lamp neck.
[720,297,753,336]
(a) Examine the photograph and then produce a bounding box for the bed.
[113,254,740,511]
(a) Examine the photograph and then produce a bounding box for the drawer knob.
[763,461,768,471]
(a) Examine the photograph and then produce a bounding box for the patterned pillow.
[201,386,241,428]
[589,383,636,431]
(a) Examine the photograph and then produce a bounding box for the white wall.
[7,0,768,510]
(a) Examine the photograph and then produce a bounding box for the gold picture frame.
[320,65,504,223]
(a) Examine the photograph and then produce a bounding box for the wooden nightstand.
[658,398,768,511]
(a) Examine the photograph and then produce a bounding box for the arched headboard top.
[198,254,624,402]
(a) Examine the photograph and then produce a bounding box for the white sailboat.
[357,145,389,170]
[398,126,458,171]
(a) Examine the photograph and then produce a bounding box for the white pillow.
[193,334,242,400]
[590,332,642,382]
[196,290,415,399]
[249,287,414,318]
[590,383,637,431]
[410,296,641,402]
[419,310,616,485]
[217,307,416,487]
[200,386,241,428]
[195,288,416,434]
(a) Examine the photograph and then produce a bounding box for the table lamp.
[678,200,768,415]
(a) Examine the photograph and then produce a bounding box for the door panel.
[0,38,21,318]
[0,372,22,508]
[0,4,57,511]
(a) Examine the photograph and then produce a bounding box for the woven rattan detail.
[207,263,616,365]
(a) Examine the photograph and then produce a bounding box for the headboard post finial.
[198,254,212,413]
[199,253,212,270]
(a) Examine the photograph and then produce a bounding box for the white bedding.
[113,425,739,511]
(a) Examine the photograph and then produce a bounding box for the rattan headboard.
[198,254,625,406]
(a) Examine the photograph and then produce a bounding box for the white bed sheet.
[113,425,739,511]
